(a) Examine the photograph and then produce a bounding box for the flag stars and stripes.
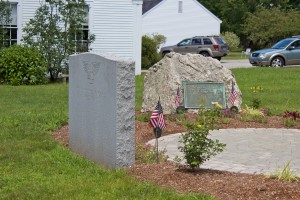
[150,100,166,129]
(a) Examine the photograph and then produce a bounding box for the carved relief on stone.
[82,60,101,84]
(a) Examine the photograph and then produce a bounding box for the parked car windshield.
[271,39,294,49]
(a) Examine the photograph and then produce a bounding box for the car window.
[290,40,300,49]
[191,39,202,45]
[214,37,226,44]
[203,38,213,45]
[178,39,191,46]
[272,39,295,49]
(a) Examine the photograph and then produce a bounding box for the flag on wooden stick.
[230,81,238,106]
[150,100,166,129]
[175,86,180,108]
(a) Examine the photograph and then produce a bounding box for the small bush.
[179,126,226,170]
[0,45,48,85]
[239,105,266,123]
[220,32,240,51]
[142,35,162,69]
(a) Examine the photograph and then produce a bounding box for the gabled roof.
[142,0,163,15]
[142,0,221,23]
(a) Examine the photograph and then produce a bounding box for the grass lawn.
[232,67,300,113]
[0,84,213,199]
[222,50,250,60]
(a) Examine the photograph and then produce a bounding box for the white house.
[142,0,222,47]
[5,0,143,75]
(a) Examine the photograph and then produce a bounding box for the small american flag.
[175,86,180,108]
[150,100,167,129]
[230,81,238,106]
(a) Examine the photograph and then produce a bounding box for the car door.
[188,38,203,54]
[286,40,300,65]
[173,39,191,54]
[202,38,213,56]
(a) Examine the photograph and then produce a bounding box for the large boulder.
[142,53,242,114]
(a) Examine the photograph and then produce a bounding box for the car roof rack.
[192,35,220,38]
[292,35,300,38]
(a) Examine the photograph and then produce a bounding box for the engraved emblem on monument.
[83,60,101,84]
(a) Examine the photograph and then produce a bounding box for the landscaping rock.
[142,52,242,114]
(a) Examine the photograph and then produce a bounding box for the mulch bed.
[52,113,300,200]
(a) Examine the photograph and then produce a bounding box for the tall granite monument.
[69,52,135,169]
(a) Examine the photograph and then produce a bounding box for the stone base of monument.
[69,52,135,169]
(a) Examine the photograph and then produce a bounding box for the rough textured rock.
[142,53,242,114]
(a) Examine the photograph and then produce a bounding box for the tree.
[142,35,162,70]
[198,0,300,47]
[243,8,300,49]
[0,0,11,48]
[22,0,95,81]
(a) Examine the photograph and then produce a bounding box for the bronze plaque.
[183,81,226,109]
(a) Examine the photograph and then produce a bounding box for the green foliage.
[283,111,300,127]
[151,33,166,49]
[179,126,226,170]
[220,32,240,50]
[22,0,95,81]
[197,103,223,130]
[199,0,300,47]
[0,45,48,85]
[251,98,261,109]
[142,35,162,69]
[269,161,299,182]
[243,8,300,49]
[0,0,11,48]
[136,144,168,164]
[283,117,297,127]
[135,112,150,122]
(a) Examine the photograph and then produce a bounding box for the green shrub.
[0,45,48,85]
[142,35,162,69]
[239,105,266,123]
[220,32,240,51]
[179,126,226,170]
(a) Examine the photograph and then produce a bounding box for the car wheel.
[200,52,209,57]
[162,51,170,56]
[271,57,284,67]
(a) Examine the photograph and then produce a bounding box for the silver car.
[160,36,228,61]
[249,36,300,67]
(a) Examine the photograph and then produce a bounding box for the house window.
[178,1,183,13]
[73,5,90,53]
[1,3,17,48]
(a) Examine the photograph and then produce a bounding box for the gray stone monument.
[69,52,135,169]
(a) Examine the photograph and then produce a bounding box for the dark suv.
[160,36,228,60]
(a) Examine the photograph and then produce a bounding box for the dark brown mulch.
[51,113,300,200]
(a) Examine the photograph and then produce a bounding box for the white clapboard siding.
[91,0,135,58]
[142,0,221,46]
[12,0,142,75]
